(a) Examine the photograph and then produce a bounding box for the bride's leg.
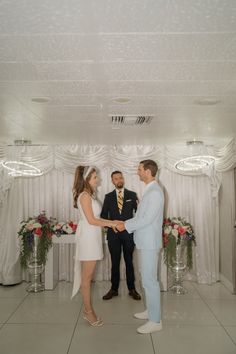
[81,260,99,322]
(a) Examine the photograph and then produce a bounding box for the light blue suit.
[125,181,164,323]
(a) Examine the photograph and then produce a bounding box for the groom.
[116,160,164,334]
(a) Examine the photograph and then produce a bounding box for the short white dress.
[72,192,103,298]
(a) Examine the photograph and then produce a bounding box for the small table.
[45,234,75,290]
[44,234,168,291]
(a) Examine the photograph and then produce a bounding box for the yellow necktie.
[117,191,123,214]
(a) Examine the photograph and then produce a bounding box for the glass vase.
[27,235,44,292]
[168,238,187,294]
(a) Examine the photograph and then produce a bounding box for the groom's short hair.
[140,160,158,177]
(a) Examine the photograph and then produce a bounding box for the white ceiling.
[0,0,236,146]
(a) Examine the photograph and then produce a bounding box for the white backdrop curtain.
[161,169,219,283]
[219,170,235,285]
[0,166,219,285]
[1,139,235,286]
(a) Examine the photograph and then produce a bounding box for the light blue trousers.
[138,249,161,323]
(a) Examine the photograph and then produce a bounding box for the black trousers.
[108,232,135,291]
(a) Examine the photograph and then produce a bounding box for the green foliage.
[18,212,54,268]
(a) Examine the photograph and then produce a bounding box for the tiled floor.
[0,280,236,354]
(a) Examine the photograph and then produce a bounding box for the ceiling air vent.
[110,115,153,126]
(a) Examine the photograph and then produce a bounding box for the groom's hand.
[115,221,125,232]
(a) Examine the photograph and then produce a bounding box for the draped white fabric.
[0,180,23,284]
[1,139,235,285]
[2,139,236,176]
[161,169,219,283]
[219,170,235,284]
[0,168,13,206]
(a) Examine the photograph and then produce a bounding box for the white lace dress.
[72,192,103,298]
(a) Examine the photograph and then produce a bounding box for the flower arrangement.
[18,211,55,268]
[53,221,77,236]
[163,217,196,269]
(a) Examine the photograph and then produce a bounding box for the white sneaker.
[137,320,162,334]
[134,310,148,320]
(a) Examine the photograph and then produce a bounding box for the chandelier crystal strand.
[174,140,216,172]
[1,161,43,176]
[1,141,43,177]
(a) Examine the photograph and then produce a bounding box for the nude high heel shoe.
[83,310,104,327]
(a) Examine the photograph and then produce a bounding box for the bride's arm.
[80,192,117,229]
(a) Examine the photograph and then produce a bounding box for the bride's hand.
[115,221,125,232]
[112,225,118,233]
[109,222,118,233]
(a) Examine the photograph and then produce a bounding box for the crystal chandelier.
[174,140,215,172]
[1,139,43,177]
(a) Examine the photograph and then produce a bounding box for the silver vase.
[27,235,44,292]
[168,238,187,294]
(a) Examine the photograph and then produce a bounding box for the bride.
[72,165,117,327]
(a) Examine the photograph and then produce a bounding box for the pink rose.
[179,226,187,235]
[72,224,77,232]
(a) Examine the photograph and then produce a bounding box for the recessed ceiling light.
[31,97,51,103]
[186,139,203,146]
[194,98,220,106]
[14,139,32,146]
[111,97,131,104]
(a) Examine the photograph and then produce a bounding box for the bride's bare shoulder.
[79,191,91,202]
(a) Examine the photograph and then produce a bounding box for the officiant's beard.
[116,182,124,189]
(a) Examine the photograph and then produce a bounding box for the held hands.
[108,221,126,233]
[108,221,119,233]
[114,221,126,232]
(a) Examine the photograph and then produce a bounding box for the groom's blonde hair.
[140,159,158,177]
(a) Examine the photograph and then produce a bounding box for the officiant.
[101,171,141,300]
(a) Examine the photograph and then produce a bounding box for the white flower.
[66,226,73,234]
[164,225,172,234]
[172,229,179,238]
[62,225,73,234]
[33,223,41,228]
[53,222,64,230]
[26,224,34,231]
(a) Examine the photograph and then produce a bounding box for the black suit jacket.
[100,188,138,240]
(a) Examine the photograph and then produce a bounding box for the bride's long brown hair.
[72,166,96,208]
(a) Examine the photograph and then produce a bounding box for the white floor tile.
[0,323,74,354]
[205,299,236,326]
[7,296,82,324]
[152,325,236,354]
[0,298,24,323]
[69,323,154,354]
[0,283,28,298]
[1,280,236,354]
[225,326,236,345]
[162,297,220,326]
[193,282,236,300]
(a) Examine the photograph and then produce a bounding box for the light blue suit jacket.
[125,181,164,250]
